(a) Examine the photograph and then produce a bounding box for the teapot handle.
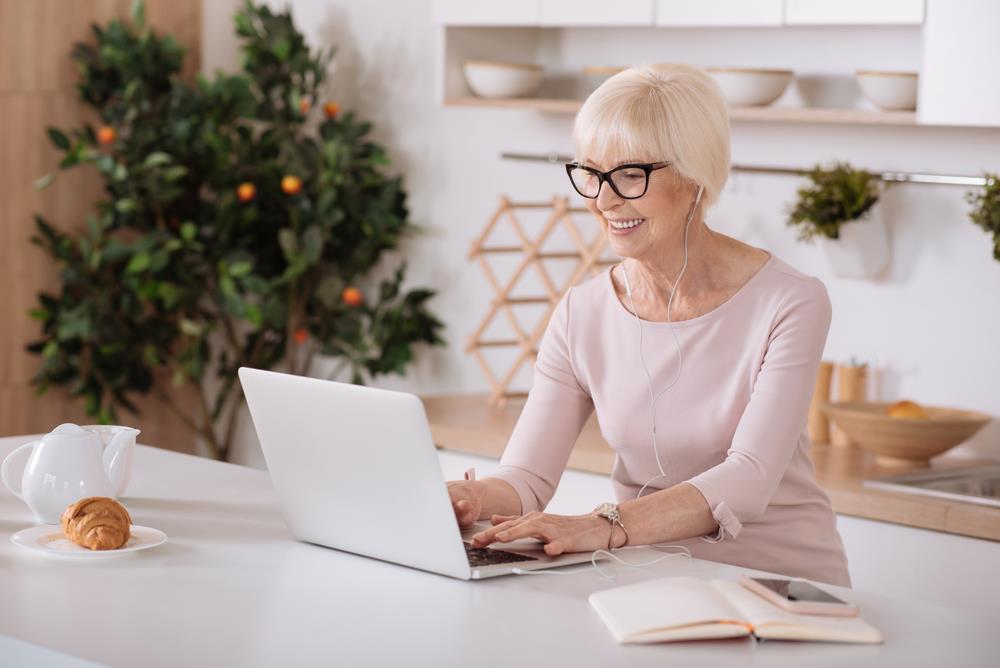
[2,441,37,500]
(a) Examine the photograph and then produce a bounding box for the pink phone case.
[739,575,859,617]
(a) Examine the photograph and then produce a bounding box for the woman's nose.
[596,179,623,210]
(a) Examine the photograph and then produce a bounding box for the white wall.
[203,1,1000,463]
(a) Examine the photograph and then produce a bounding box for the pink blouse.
[490,254,851,587]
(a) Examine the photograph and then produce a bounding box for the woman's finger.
[471,515,527,545]
[494,519,554,544]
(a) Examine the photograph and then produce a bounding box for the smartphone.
[739,575,859,617]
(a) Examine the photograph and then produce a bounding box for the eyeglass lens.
[569,166,649,199]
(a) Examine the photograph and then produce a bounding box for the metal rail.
[500,152,994,187]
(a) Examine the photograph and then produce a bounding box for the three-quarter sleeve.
[685,278,832,541]
[488,288,594,514]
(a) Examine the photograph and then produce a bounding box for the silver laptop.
[238,367,600,580]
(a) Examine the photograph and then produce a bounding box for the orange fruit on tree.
[299,96,311,114]
[281,175,302,195]
[236,182,256,202]
[341,286,363,307]
[96,126,116,145]
[323,101,340,119]
[292,328,308,345]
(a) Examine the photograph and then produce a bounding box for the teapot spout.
[101,427,140,498]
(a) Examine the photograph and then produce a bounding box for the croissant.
[61,497,132,550]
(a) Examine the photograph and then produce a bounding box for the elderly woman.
[447,63,850,587]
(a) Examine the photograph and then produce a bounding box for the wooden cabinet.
[435,0,1000,128]
[539,0,654,26]
[784,0,925,25]
[655,0,783,27]
[436,1,927,27]
[919,0,1000,126]
[432,0,538,26]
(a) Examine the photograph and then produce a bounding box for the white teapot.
[1,423,139,524]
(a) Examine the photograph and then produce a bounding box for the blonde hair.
[573,63,731,207]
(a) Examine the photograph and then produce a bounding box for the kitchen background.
[1,0,998,618]
[204,0,1000,465]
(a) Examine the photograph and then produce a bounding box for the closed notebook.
[589,576,883,645]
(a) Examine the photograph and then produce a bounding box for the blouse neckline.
[605,252,775,328]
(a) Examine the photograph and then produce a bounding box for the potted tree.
[787,162,889,278]
[966,173,1000,261]
[27,1,444,461]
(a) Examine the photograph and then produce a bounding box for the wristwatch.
[593,502,630,550]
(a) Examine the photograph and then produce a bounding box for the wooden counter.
[422,394,1000,542]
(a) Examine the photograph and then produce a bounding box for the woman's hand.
[446,480,485,528]
[470,511,623,556]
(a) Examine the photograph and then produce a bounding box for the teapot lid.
[44,423,97,443]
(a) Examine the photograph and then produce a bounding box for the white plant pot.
[820,205,890,279]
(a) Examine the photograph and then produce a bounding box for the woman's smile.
[605,216,648,235]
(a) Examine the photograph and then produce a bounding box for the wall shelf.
[444,96,917,126]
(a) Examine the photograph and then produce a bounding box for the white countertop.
[0,435,994,667]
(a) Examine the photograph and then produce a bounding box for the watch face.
[595,503,618,519]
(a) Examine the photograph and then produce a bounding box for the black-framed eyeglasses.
[565,161,672,200]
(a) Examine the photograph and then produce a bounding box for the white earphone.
[506,184,704,580]
[621,184,704,499]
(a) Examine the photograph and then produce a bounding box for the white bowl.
[856,71,918,111]
[464,60,544,98]
[706,67,793,107]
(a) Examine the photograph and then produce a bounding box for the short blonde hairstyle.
[573,63,731,207]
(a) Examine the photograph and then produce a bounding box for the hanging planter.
[787,162,889,279]
[966,173,1000,262]
[820,204,890,278]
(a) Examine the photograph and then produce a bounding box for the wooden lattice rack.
[467,195,617,406]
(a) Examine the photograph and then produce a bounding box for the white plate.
[11,524,167,558]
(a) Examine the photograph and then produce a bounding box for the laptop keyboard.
[464,542,537,567]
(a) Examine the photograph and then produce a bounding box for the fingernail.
[497,532,508,540]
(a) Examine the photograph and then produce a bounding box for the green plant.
[966,174,1000,261]
[787,162,882,241]
[28,0,444,460]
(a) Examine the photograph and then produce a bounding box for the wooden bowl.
[821,401,991,467]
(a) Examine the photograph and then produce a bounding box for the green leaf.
[274,39,291,61]
[130,0,146,30]
[47,128,70,150]
[180,222,198,242]
[143,151,172,167]
[234,12,253,37]
[158,282,180,307]
[179,319,203,337]
[34,174,54,191]
[163,165,188,182]
[116,198,138,213]
[220,274,237,297]
[245,304,263,328]
[126,252,150,273]
[230,260,253,277]
[278,228,298,256]
[302,225,323,264]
